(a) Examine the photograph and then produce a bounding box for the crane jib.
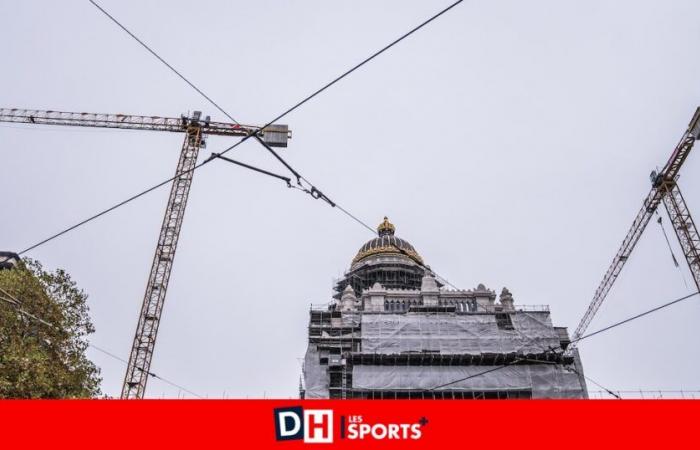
[569,107,700,353]
[0,107,290,147]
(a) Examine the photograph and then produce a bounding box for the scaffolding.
[334,261,427,299]
[304,309,361,399]
[302,303,588,400]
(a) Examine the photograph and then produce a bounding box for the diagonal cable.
[223,135,461,288]
[427,290,699,391]
[89,0,239,125]
[19,0,464,256]
[256,0,465,130]
[565,365,620,399]
[570,291,699,345]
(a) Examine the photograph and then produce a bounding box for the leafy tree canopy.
[0,258,101,398]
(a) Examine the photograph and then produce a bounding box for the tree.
[0,258,101,398]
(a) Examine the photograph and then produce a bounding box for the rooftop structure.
[301,219,588,399]
[0,252,20,270]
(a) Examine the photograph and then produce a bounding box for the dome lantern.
[377,217,395,237]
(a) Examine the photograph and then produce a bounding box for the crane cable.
[655,210,690,290]
[657,214,680,268]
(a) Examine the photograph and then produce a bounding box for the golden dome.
[352,218,423,266]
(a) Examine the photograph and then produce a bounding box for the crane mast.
[570,108,700,350]
[1,107,290,398]
[121,122,202,399]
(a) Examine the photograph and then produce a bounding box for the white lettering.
[410,424,422,440]
[278,412,300,437]
[345,420,423,440]
[304,410,333,444]
[347,423,358,439]
[387,424,400,439]
[371,424,388,440]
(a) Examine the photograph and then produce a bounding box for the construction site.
[1,1,700,400]
[301,218,588,399]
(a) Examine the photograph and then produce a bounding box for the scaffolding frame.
[303,301,585,400]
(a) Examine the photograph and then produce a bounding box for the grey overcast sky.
[2,0,700,398]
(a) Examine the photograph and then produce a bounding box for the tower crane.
[0,108,290,398]
[570,107,700,351]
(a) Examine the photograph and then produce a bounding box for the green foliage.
[0,259,101,398]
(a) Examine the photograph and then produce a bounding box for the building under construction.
[301,218,588,399]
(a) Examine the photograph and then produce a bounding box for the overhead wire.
[11,2,466,398]
[19,1,694,400]
[232,140,462,287]
[253,0,465,132]
[248,135,461,287]
[570,290,698,345]
[534,290,700,399]
[565,366,620,399]
[89,0,465,155]
[212,134,461,288]
[89,0,240,126]
[19,172,182,255]
[249,129,461,286]
[19,0,465,268]
[428,360,524,391]
[0,286,203,398]
[9,1,466,400]
[88,343,203,398]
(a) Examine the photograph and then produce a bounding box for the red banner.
[1,400,697,448]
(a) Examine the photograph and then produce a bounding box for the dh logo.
[274,407,333,443]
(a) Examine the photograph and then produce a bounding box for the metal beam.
[121,125,202,399]
[0,108,290,147]
[661,182,700,291]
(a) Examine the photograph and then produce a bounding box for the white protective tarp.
[352,365,585,399]
[303,346,328,399]
[360,312,560,355]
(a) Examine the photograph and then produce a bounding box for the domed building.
[333,217,430,300]
[301,218,588,399]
